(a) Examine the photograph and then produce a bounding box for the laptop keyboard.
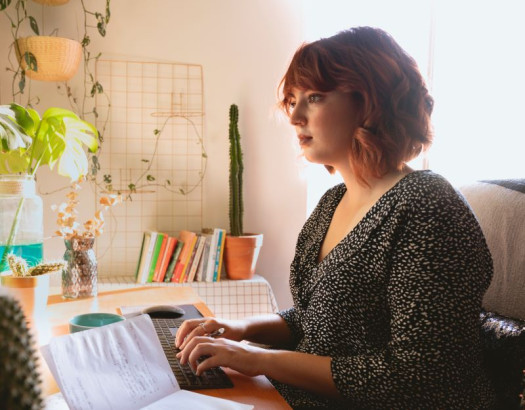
[152,317,233,390]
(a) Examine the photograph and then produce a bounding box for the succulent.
[7,254,66,277]
[0,293,43,409]
[228,104,243,236]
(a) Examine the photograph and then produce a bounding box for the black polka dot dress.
[273,170,497,409]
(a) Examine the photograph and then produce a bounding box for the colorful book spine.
[152,234,168,282]
[146,233,166,283]
[154,236,176,282]
[171,230,196,283]
[175,231,198,283]
[213,229,226,281]
[185,235,206,283]
[204,229,218,282]
[164,240,184,283]
[138,231,157,284]
[195,234,212,282]
[134,232,147,282]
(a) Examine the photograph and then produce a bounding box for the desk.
[36,287,290,409]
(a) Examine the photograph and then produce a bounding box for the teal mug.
[69,312,125,333]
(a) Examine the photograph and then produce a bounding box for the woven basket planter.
[31,0,70,5]
[16,36,82,82]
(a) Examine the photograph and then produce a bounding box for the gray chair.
[459,179,525,409]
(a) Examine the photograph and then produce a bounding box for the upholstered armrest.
[480,310,525,409]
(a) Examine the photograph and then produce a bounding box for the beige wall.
[0,0,308,308]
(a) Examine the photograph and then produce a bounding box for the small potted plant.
[0,253,66,324]
[223,104,263,280]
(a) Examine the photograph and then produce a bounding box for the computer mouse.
[141,304,185,319]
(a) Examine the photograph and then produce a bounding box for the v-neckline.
[316,170,424,266]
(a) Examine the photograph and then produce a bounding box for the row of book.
[134,228,227,284]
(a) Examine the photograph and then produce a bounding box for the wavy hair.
[279,26,434,184]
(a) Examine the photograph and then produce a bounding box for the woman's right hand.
[174,317,248,350]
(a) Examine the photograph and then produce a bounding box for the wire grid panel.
[94,60,205,277]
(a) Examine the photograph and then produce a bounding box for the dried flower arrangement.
[51,177,122,240]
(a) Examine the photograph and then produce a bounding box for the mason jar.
[0,174,44,273]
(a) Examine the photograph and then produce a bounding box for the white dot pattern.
[273,171,496,409]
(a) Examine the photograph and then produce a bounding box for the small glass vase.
[62,236,97,299]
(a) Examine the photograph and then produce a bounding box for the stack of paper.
[41,315,253,410]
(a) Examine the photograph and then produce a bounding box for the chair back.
[459,179,525,409]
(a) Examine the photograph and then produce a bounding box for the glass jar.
[62,236,97,298]
[0,174,44,272]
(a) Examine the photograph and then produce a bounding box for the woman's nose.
[290,106,306,126]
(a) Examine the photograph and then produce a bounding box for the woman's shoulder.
[394,170,474,218]
[396,170,460,202]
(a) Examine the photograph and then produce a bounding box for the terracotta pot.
[0,273,50,323]
[224,233,263,280]
[15,36,82,82]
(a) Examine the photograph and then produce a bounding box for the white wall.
[0,0,308,308]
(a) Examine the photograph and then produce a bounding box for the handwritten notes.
[41,315,253,410]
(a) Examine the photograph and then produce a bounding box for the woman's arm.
[177,337,340,398]
[175,313,294,349]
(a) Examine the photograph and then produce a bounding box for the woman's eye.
[288,101,296,110]
[307,94,323,103]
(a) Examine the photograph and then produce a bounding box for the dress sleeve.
[277,307,303,345]
[330,191,493,407]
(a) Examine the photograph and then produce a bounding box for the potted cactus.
[223,104,263,280]
[0,254,66,323]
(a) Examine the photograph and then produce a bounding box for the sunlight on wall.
[302,0,524,214]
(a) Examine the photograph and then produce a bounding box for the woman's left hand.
[176,336,266,377]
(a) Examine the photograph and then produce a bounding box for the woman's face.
[287,88,360,170]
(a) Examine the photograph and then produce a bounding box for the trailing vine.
[1,1,207,202]
[1,0,39,106]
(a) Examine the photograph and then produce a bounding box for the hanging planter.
[15,36,82,82]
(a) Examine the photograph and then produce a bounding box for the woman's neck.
[339,165,413,209]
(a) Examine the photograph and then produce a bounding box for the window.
[301,0,524,214]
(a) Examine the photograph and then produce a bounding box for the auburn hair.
[279,26,434,185]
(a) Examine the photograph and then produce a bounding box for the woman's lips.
[298,134,312,146]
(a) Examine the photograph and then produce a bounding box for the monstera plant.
[0,102,99,269]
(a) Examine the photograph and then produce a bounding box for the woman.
[176,26,496,409]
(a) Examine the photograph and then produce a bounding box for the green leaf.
[96,13,106,36]
[146,175,155,181]
[10,103,37,136]
[81,36,90,47]
[0,0,12,11]
[128,183,136,193]
[0,105,34,150]
[18,71,26,94]
[105,0,111,23]
[29,16,39,35]
[24,52,37,72]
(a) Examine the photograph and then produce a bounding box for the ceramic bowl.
[69,312,125,333]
